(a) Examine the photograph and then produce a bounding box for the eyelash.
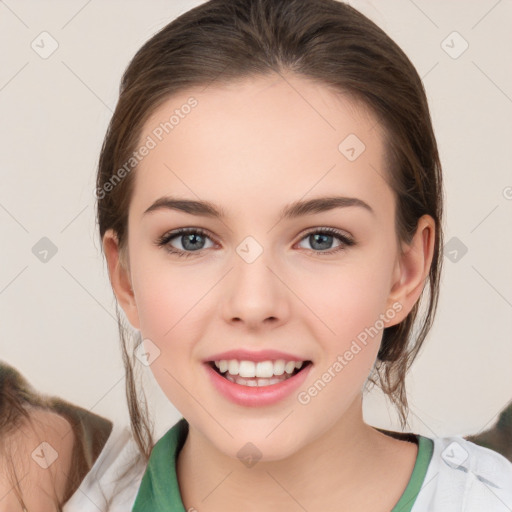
[155,227,355,258]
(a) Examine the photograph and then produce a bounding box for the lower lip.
[204,362,313,407]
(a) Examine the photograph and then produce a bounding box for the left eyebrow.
[280,195,374,219]
[142,195,374,220]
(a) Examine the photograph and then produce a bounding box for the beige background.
[1,0,511,440]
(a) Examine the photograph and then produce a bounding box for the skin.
[103,72,435,511]
[0,409,74,512]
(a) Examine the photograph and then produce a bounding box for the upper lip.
[203,349,310,363]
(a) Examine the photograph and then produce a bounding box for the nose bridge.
[222,234,289,326]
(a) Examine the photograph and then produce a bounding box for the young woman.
[96,0,512,510]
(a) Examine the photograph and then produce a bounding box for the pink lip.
[203,349,309,363]
[203,361,313,407]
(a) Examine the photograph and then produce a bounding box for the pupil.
[311,233,332,250]
[183,233,203,251]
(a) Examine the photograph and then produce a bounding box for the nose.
[221,243,290,330]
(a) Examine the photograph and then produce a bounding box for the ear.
[102,229,141,330]
[386,214,436,325]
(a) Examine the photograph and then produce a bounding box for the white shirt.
[62,424,512,511]
[62,423,146,512]
[412,435,512,511]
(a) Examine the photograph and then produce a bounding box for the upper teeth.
[214,359,304,378]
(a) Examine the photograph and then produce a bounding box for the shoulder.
[413,434,512,511]
[131,418,188,511]
[63,422,147,512]
[432,435,512,486]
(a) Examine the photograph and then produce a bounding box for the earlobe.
[386,215,436,325]
[102,229,141,330]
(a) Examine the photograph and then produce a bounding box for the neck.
[175,394,413,511]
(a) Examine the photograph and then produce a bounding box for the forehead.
[131,73,392,221]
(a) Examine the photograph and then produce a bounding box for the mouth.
[206,359,313,387]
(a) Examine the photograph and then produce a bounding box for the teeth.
[224,373,294,387]
[239,360,256,378]
[214,359,305,378]
[228,360,239,375]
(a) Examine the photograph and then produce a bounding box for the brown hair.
[0,361,114,510]
[96,0,444,460]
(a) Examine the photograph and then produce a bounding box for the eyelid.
[155,227,217,248]
[299,226,354,243]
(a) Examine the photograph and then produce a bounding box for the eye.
[155,228,216,258]
[155,226,355,258]
[296,227,355,255]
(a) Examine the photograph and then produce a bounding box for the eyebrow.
[142,195,374,220]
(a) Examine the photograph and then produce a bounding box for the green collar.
[132,418,433,511]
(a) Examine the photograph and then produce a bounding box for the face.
[106,73,423,462]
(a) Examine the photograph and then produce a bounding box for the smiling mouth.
[207,360,313,387]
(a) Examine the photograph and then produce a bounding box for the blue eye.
[298,228,355,254]
[155,227,355,258]
[155,228,214,258]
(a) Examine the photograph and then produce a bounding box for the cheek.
[129,251,213,394]
[132,265,201,410]
[135,274,183,340]
[290,251,395,400]
[295,258,393,346]
[131,245,206,339]
[292,266,387,421]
